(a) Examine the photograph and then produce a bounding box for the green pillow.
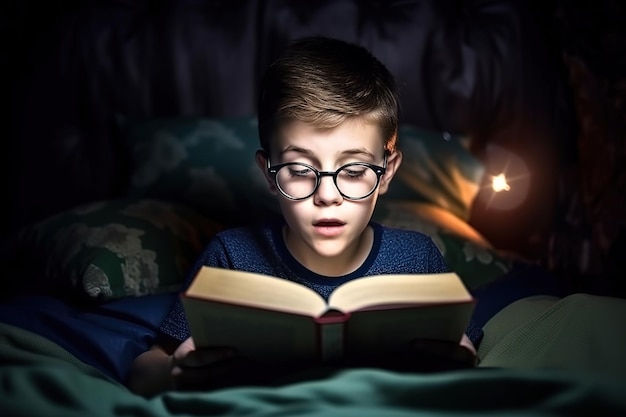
[373,203,512,290]
[388,125,486,221]
[12,199,222,301]
[125,116,280,226]
[124,117,485,226]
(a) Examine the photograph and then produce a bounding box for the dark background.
[1,0,624,296]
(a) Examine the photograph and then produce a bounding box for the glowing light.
[491,173,510,192]
[476,144,530,210]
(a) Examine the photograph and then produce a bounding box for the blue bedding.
[0,262,567,383]
[0,293,176,382]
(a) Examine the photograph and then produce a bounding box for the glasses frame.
[267,154,387,201]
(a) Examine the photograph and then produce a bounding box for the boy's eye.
[340,167,368,179]
[288,167,314,177]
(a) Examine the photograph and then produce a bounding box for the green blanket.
[2,293,626,417]
[478,293,626,377]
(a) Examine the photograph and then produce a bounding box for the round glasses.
[267,156,387,201]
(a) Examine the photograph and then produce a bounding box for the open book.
[182,266,475,363]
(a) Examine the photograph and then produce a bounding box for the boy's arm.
[127,344,174,397]
[127,335,183,397]
[128,235,242,397]
[127,337,238,397]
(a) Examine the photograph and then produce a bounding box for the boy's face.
[256,118,402,274]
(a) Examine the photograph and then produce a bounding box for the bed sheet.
[2,292,626,417]
[1,320,625,417]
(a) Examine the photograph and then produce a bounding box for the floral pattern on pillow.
[13,199,222,301]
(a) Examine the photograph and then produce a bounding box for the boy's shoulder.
[375,222,441,255]
[211,221,279,245]
[376,222,434,243]
[371,222,447,273]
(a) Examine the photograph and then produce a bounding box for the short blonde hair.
[258,36,399,154]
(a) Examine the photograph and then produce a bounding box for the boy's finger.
[173,357,245,389]
[411,339,476,364]
[178,347,236,368]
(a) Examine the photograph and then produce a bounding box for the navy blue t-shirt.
[160,220,452,342]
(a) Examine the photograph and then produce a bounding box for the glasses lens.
[275,163,318,199]
[274,163,381,200]
[336,164,380,199]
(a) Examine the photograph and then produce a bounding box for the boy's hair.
[258,36,399,154]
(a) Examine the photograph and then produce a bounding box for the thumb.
[174,338,236,368]
[173,337,196,359]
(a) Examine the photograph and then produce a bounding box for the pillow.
[9,199,222,301]
[387,125,486,221]
[124,116,280,226]
[124,118,484,226]
[373,202,512,290]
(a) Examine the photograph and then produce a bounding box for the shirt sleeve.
[426,237,450,273]
[157,236,231,342]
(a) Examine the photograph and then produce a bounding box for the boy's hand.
[170,337,241,390]
[170,338,312,389]
[342,334,477,372]
[409,335,478,370]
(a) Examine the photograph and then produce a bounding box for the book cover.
[182,266,475,363]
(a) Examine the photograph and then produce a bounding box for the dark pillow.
[388,125,486,221]
[123,117,485,225]
[10,199,222,301]
[124,116,279,226]
[121,116,503,290]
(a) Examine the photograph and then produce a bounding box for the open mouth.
[312,220,346,237]
[313,220,346,227]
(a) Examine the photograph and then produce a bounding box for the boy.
[128,36,476,396]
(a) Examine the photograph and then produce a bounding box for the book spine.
[317,321,345,363]
[315,312,350,363]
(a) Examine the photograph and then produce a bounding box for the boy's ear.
[377,150,402,195]
[255,150,278,194]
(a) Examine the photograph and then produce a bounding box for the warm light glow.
[476,144,530,211]
[491,173,510,192]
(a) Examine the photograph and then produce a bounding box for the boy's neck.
[282,224,374,277]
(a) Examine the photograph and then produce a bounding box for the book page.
[327,272,472,312]
[184,298,321,362]
[343,302,475,356]
[185,267,329,317]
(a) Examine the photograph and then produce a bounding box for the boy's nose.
[313,176,343,205]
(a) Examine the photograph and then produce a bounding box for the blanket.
[478,293,626,377]
[2,292,626,417]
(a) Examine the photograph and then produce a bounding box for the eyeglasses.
[267,155,387,201]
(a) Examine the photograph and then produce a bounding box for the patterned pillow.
[10,199,222,301]
[125,116,280,226]
[124,117,485,226]
[122,116,503,288]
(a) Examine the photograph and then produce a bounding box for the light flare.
[491,173,511,192]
